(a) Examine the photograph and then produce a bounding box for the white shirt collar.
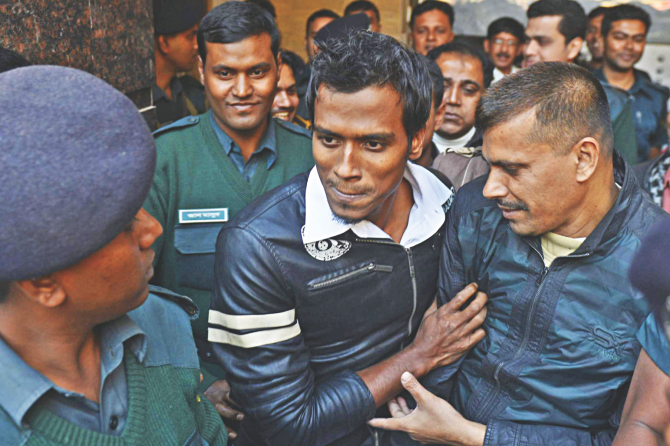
[432,126,477,154]
[302,163,452,248]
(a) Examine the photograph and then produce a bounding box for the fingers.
[397,396,412,416]
[368,417,407,432]
[200,373,204,384]
[215,403,245,422]
[444,283,478,312]
[388,399,405,418]
[460,305,488,336]
[226,427,238,440]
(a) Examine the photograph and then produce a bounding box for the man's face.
[484,32,522,73]
[349,10,381,32]
[436,52,484,139]
[162,23,199,72]
[306,17,336,59]
[586,14,605,61]
[525,15,582,66]
[410,10,454,55]
[272,64,299,122]
[604,20,647,72]
[482,111,581,236]
[53,208,163,320]
[313,84,423,223]
[200,33,279,135]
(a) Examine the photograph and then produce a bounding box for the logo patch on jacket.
[588,327,625,365]
[304,238,351,261]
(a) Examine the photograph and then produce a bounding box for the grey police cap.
[0,66,156,281]
[154,0,206,35]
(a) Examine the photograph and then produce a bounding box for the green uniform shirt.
[144,112,314,387]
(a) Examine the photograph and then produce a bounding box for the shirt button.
[109,415,119,430]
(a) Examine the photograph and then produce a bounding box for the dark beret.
[0,66,156,281]
[315,12,370,43]
[629,217,670,309]
[154,0,206,35]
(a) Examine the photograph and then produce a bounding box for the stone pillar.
[0,0,157,130]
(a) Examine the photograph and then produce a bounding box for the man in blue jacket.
[370,62,668,445]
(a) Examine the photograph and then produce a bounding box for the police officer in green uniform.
[0,66,227,446]
[143,2,314,439]
[153,0,208,127]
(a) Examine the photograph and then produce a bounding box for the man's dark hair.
[344,1,380,23]
[477,62,613,157]
[587,6,610,21]
[0,281,9,304]
[410,0,454,29]
[280,49,307,81]
[427,42,494,88]
[0,47,31,74]
[306,9,340,36]
[601,4,651,39]
[197,1,280,65]
[527,0,587,44]
[246,0,276,18]
[487,17,525,42]
[308,30,432,149]
[421,55,445,111]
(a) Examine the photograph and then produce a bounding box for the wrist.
[461,421,486,446]
[402,344,432,378]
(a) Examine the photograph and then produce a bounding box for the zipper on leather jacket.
[477,241,591,421]
[355,238,419,347]
[307,263,393,290]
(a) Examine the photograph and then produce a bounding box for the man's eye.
[502,167,518,176]
[288,88,297,95]
[365,141,384,150]
[318,136,339,147]
[217,71,231,78]
[252,69,266,77]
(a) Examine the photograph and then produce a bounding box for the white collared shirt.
[492,65,519,83]
[302,163,453,248]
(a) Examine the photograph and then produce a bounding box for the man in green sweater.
[143,2,314,437]
[0,66,227,445]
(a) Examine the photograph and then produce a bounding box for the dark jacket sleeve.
[484,420,616,445]
[209,226,376,446]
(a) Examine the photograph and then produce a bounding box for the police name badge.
[301,226,351,261]
[179,208,229,224]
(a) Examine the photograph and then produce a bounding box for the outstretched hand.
[368,372,486,446]
[203,379,245,440]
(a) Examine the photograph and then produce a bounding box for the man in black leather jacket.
[207,30,488,446]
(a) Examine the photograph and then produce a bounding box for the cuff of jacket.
[483,420,520,446]
[339,370,378,425]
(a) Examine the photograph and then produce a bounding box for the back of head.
[306,9,340,36]
[587,6,610,21]
[0,47,30,74]
[0,66,155,282]
[601,4,651,39]
[527,0,586,43]
[345,0,380,22]
[410,0,454,29]
[307,29,432,146]
[153,0,206,35]
[477,62,613,157]
[427,41,494,88]
[421,55,445,110]
[246,0,276,18]
[197,0,280,65]
[487,17,525,42]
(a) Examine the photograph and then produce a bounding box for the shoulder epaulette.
[274,117,312,139]
[153,115,200,137]
[148,285,199,317]
[646,79,670,97]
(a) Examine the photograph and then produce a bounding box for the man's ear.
[198,56,204,84]
[14,276,66,308]
[483,39,490,54]
[409,127,427,161]
[156,34,171,55]
[566,37,584,63]
[574,137,600,183]
[434,99,447,130]
[276,51,282,71]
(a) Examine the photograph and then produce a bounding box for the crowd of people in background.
[1,0,670,445]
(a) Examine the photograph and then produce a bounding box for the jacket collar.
[302,163,452,248]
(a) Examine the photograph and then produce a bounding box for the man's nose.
[274,90,291,109]
[483,169,508,200]
[445,87,461,106]
[233,74,252,97]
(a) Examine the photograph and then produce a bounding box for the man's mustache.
[496,52,512,58]
[496,199,529,211]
